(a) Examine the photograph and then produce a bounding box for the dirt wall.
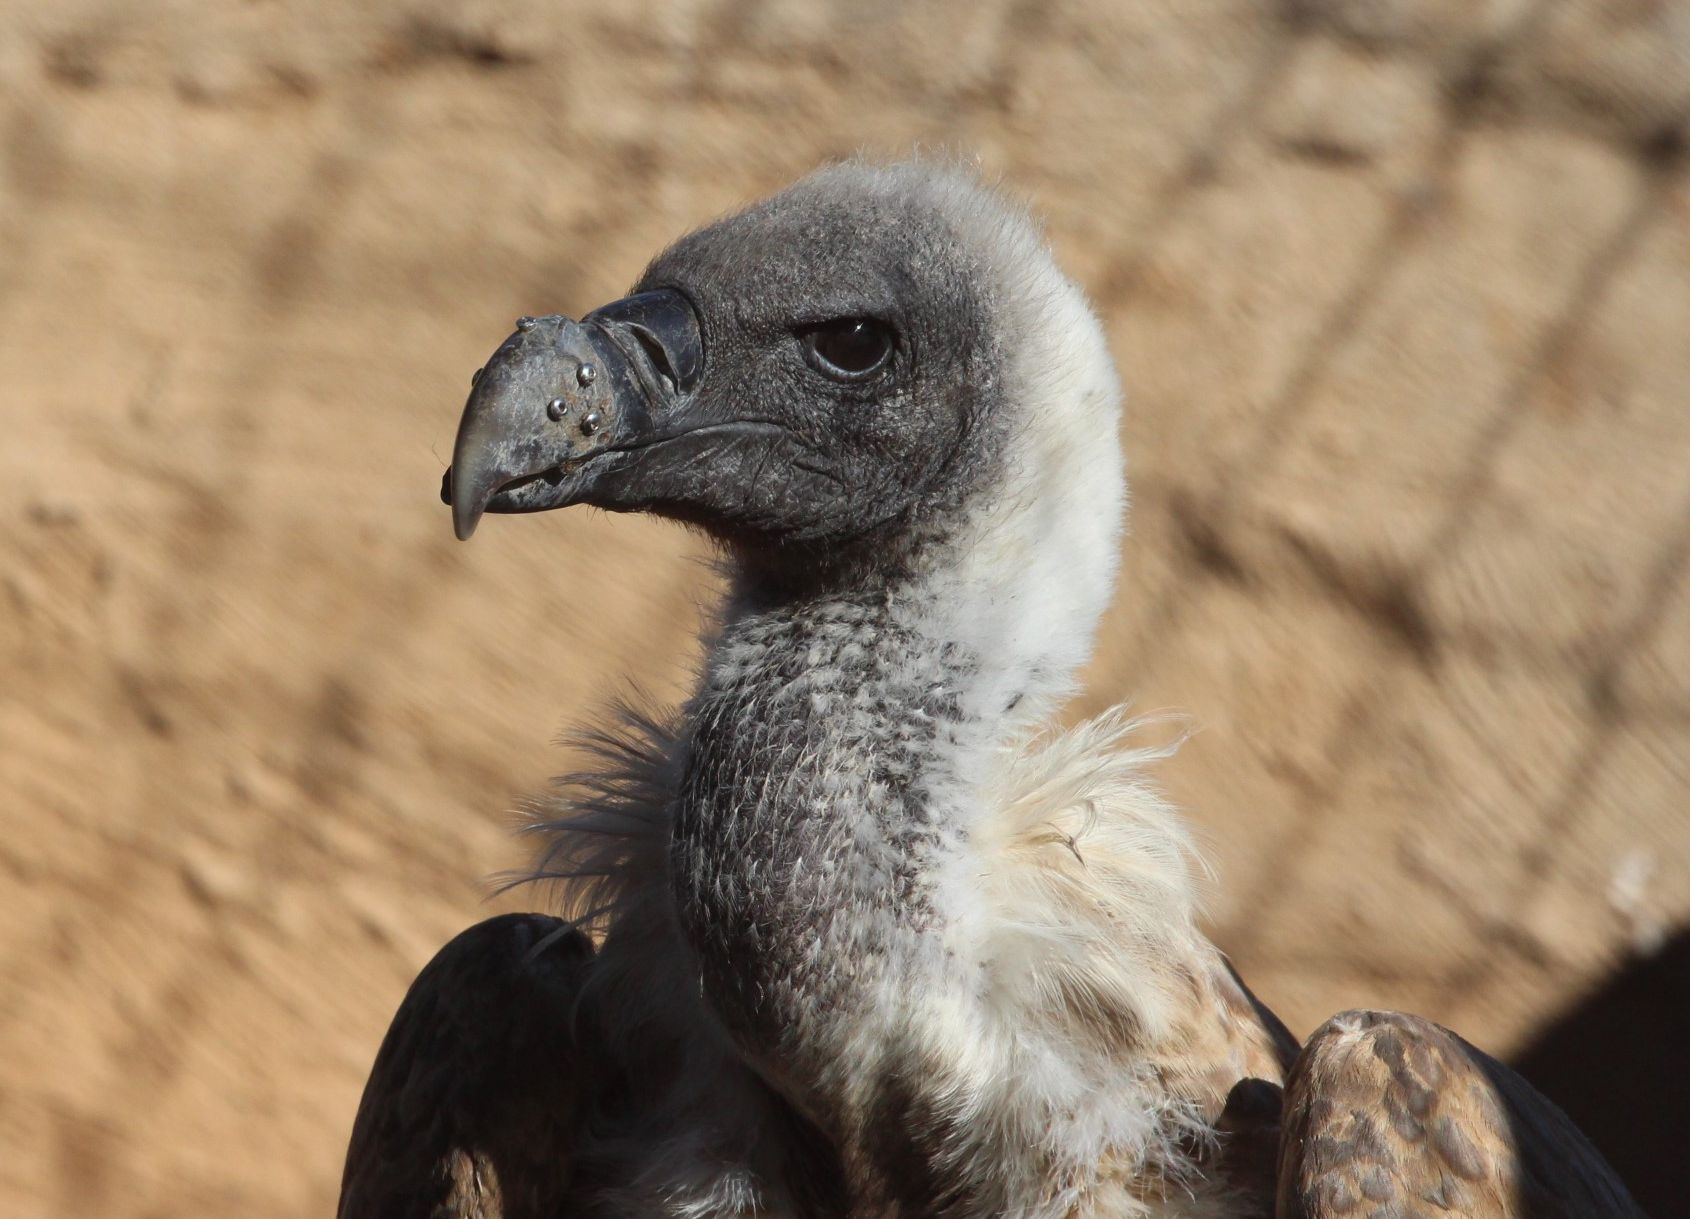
[2,1,1687,1215]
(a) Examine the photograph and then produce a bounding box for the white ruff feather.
[886,711,1227,1219]
[979,709,1207,1054]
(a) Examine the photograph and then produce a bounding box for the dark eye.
[800,318,895,380]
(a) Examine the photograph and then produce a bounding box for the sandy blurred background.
[2,0,1687,1215]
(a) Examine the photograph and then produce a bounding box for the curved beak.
[442,290,703,540]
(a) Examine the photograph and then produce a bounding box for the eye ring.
[799,318,896,381]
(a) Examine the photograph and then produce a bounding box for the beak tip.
[443,467,480,540]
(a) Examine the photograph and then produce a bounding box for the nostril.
[632,330,678,395]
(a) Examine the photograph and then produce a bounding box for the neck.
[670,410,1126,1113]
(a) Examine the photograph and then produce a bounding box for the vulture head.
[446,161,1123,609]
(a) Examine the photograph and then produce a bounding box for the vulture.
[339,161,1644,1218]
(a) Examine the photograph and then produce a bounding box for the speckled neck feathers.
[674,577,991,1090]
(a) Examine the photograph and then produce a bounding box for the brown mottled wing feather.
[1278,1009,1646,1218]
[1222,957,1302,1078]
[1157,959,1299,1216]
[338,913,595,1219]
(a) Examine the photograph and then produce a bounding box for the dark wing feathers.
[336,933,1649,1219]
[1277,1009,1646,1219]
[338,913,595,1219]
[1215,1076,1288,1219]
